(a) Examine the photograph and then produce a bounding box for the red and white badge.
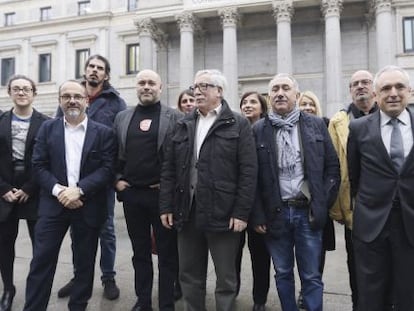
[140,119,152,131]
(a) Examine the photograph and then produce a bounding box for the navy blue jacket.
[32,117,116,228]
[251,112,340,237]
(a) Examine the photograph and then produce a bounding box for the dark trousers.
[0,213,35,290]
[236,228,270,305]
[345,226,358,309]
[178,210,241,311]
[353,209,414,311]
[122,187,178,311]
[24,211,100,311]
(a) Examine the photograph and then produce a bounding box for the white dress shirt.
[380,109,413,159]
[52,117,88,197]
[195,104,222,159]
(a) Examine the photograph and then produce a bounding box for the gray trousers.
[177,216,241,311]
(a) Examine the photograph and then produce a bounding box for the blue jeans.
[265,203,323,311]
[100,191,116,281]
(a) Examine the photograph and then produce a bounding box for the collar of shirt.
[64,116,88,132]
[380,109,410,128]
[198,103,222,119]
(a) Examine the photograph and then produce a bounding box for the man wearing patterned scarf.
[251,73,340,311]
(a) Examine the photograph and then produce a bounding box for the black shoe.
[297,291,305,309]
[130,301,153,311]
[252,303,265,311]
[0,286,16,311]
[174,281,182,301]
[103,279,120,300]
[57,279,75,298]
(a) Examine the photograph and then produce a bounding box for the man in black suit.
[23,80,116,311]
[348,65,414,311]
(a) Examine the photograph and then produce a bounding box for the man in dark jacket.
[159,69,257,311]
[252,73,340,311]
[57,55,126,300]
[114,69,182,311]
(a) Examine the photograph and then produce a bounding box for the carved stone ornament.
[176,12,200,33]
[372,0,392,14]
[321,0,343,18]
[272,0,294,23]
[219,7,239,27]
[134,18,156,36]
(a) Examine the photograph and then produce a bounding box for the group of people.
[0,55,412,311]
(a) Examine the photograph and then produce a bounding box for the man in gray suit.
[348,65,414,311]
[113,69,182,311]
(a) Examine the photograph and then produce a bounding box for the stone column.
[322,0,343,117]
[219,7,239,110]
[373,0,394,68]
[176,12,197,91]
[273,0,294,74]
[134,18,155,70]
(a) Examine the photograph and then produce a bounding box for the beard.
[87,78,100,87]
[66,109,81,119]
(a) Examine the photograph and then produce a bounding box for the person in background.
[0,75,49,311]
[252,73,340,311]
[23,80,116,311]
[297,90,336,309]
[328,70,377,311]
[177,89,196,114]
[57,54,126,301]
[235,91,270,311]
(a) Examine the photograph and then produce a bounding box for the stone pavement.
[7,204,352,310]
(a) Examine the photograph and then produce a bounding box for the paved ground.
[7,204,352,310]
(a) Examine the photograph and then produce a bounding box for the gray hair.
[268,73,300,93]
[373,65,411,89]
[195,69,227,93]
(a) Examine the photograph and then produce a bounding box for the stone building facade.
[0,0,413,116]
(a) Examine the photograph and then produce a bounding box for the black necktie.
[389,118,404,171]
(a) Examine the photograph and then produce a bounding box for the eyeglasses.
[350,79,372,88]
[60,94,86,102]
[11,86,33,95]
[189,83,218,92]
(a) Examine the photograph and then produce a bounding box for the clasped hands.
[57,186,83,209]
[2,188,29,203]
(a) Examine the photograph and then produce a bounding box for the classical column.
[219,7,239,110]
[322,0,343,117]
[176,12,197,91]
[273,0,294,74]
[134,18,155,70]
[373,0,394,68]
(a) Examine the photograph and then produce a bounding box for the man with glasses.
[113,69,181,311]
[159,69,257,311]
[347,65,414,310]
[328,69,377,311]
[57,54,126,301]
[23,80,116,311]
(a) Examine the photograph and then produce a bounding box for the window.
[1,58,15,86]
[78,1,90,16]
[75,49,90,79]
[40,7,51,21]
[128,0,138,11]
[4,12,15,26]
[126,43,139,74]
[403,17,414,53]
[39,53,51,82]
